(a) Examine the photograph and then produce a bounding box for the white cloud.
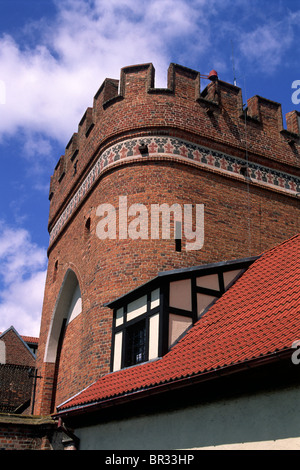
[217,1,300,75]
[0,0,298,149]
[0,271,46,338]
[0,222,47,337]
[0,0,183,145]
[239,22,294,72]
[0,0,240,146]
[0,0,299,337]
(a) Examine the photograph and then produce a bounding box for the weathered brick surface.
[34,63,300,414]
[0,328,36,414]
[0,329,36,367]
[48,63,299,229]
[0,415,60,450]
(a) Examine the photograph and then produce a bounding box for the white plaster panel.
[169,279,191,311]
[149,314,159,360]
[169,314,192,347]
[196,274,219,290]
[67,282,82,324]
[113,332,123,372]
[223,269,242,288]
[197,293,217,317]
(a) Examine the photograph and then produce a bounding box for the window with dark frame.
[124,319,147,367]
[111,288,161,372]
[109,256,255,373]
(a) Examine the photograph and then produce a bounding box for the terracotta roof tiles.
[57,234,300,413]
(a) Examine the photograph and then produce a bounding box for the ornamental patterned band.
[49,136,300,245]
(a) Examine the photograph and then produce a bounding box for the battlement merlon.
[55,62,300,166]
[48,63,300,225]
[60,62,300,148]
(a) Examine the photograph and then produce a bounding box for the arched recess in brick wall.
[43,269,82,364]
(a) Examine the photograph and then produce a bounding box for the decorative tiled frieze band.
[49,136,300,244]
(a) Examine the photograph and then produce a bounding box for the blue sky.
[0,0,299,336]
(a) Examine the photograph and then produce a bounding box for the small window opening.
[124,320,147,367]
[175,221,182,252]
[85,217,91,232]
[53,260,58,282]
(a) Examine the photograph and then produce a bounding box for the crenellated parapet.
[48,63,300,243]
[36,63,300,417]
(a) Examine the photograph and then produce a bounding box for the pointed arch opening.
[44,269,82,364]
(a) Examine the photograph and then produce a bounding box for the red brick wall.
[1,329,35,367]
[48,63,299,229]
[35,63,300,414]
[0,329,36,413]
[36,161,299,412]
[0,417,59,450]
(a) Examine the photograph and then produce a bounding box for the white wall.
[75,384,300,450]
[0,340,5,364]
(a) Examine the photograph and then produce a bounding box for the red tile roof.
[57,234,300,413]
[21,335,39,344]
[0,332,39,344]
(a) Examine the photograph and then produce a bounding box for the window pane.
[127,295,147,322]
[150,288,160,310]
[125,320,146,367]
[116,307,124,326]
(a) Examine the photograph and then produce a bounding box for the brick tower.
[34,63,300,415]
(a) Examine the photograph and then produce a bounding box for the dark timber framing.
[108,256,259,372]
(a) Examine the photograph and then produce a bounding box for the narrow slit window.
[175,221,182,252]
[85,217,91,235]
[53,260,58,282]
